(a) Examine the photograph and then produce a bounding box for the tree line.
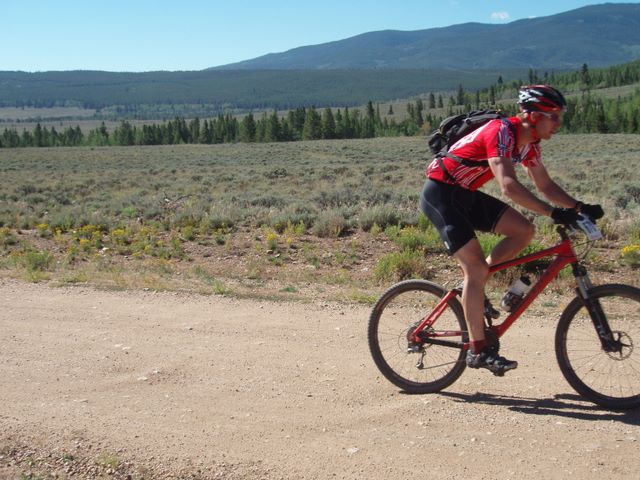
[2,60,640,148]
[0,102,434,148]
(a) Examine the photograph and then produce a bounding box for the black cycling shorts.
[419,179,509,255]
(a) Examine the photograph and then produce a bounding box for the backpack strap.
[436,154,458,183]
[444,152,489,167]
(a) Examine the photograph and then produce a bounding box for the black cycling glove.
[577,202,604,220]
[551,207,580,225]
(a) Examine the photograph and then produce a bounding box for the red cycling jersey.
[426,116,542,191]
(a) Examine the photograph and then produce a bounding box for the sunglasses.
[539,111,562,122]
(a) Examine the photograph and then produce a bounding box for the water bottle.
[501,275,532,312]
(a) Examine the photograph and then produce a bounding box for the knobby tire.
[555,284,640,409]
[368,280,468,393]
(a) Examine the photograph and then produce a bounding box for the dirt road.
[1,279,639,479]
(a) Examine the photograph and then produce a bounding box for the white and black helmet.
[518,85,567,112]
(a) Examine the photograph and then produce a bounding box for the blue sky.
[2,1,630,72]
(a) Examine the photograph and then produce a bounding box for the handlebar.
[557,214,603,241]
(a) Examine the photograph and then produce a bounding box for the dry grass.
[1,136,638,300]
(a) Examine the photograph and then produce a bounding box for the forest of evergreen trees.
[2,61,640,148]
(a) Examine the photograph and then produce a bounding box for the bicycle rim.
[368,280,467,394]
[556,284,640,409]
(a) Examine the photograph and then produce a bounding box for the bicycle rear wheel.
[368,279,468,393]
[555,284,640,409]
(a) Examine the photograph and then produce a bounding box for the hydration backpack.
[428,109,508,158]
[427,110,515,180]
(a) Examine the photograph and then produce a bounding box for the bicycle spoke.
[557,284,640,408]
[368,280,467,393]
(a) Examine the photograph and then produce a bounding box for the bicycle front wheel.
[556,284,640,409]
[368,279,468,394]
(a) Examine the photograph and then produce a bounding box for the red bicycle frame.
[410,233,580,346]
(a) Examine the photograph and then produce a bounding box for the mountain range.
[212,3,640,70]
[2,3,640,114]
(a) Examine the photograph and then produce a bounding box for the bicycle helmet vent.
[518,85,567,112]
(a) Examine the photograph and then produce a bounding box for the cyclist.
[419,85,604,375]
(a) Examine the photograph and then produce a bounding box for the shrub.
[359,205,401,231]
[621,244,640,268]
[48,212,76,232]
[109,228,131,254]
[13,249,54,272]
[374,250,431,282]
[214,230,227,245]
[36,223,52,238]
[391,226,443,253]
[0,227,18,247]
[181,225,196,241]
[121,206,138,219]
[265,229,279,251]
[312,210,348,238]
[416,213,432,232]
[626,220,640,243]
[269,212,315,233]
[283,220,306,236]
[202,204,242,231]
[250,194,288,208]
[384,225,401,239]
[152,234,185,260]
[370,223,382,236]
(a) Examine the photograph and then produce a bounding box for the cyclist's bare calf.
[453,239,490,344]
[453,209,534,374]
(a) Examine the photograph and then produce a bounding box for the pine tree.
[302,107,322,140]
[581,63,591,93]
[265,110,281,142]
[334,109,344,138]
[363,101,376,138]
[189,118,201,143]
[34,123,43,147]
[456,85,465,106]
[240,113,256,142]
[115,120,134,145]
[322,108,336,139]
[415,99,424,127]
[406,103,415,123]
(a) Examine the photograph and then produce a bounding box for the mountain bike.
[368,216,640,409]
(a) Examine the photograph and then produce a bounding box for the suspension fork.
[573,263,619,352]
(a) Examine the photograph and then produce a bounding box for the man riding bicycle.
[419,85,604,374]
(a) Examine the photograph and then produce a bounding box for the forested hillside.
[0,69,522,115]
[2,60,640,149]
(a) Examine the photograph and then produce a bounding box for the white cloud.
[491,11,510,22]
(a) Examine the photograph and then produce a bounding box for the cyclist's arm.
[488,156,554,216]
[524,162,579,209]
